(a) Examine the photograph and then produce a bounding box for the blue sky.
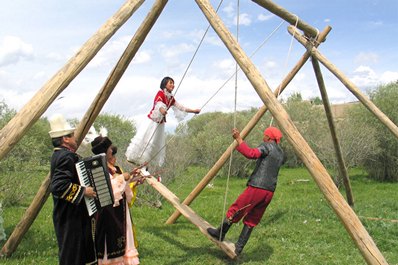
[0,0,397,131]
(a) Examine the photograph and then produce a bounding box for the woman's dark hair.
[160,76,174,89]
[91,136,112,155]
[111,146,118,155]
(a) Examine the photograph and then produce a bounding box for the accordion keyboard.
[76,154,114,216]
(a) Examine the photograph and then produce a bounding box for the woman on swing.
[207,126,284,256]
[125,76,201,170]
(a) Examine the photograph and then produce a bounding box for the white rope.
[134,0,226,165]
[219,0,240,236]
[200,20,285,110]
[141,20,285,167]
[270,14,299,127]
[140,11,286,169]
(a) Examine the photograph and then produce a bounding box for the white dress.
[125,90,188,167]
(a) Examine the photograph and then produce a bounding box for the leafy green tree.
[0,102,52,206]
[349,81,398,181]
[283,93,330,167]
[310,96,323,105]
[77,113,136,160]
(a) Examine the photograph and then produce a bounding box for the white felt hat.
[48,114,75,138]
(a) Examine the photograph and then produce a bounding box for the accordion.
[76,154,114,216]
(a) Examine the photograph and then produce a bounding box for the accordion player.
[75,154,114,216]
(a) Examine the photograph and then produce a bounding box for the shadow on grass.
[140,210,284,265]
[263,209,287,226]
[141,223,223,264]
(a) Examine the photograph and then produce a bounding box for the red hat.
[264,127,282,144]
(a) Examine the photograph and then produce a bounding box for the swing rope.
[137,6,286,168]
[219,0,240,235]
[200,19,284,110]
[270,14,299,127]
[134,0,226,166]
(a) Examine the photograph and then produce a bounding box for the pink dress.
[98,174,139,265]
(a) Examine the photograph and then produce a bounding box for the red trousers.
[226,186,274,227]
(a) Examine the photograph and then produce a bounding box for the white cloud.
[212,58,236,76]
[33,71,46,80]
[45,52,65,62]
[160,43,196,59]
[380,71,398,84]
[0,88,35,111]
[87,36,132,68]
[264,60,277,70]
[222,3,235,18]
[204,34,224,47]
[159,30,184,40]
[350,65,397,89]
[351,65,378,87]
[0,36,34,67]
[132,50,152,64]
[258,13,274,22]
[368,20,383,28]
[235,13,252,26]
[354,52,379,65]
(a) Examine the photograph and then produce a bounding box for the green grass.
[1,167,397,264]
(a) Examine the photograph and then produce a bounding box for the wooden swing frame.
[1,0,397,264]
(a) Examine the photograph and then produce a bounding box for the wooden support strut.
[0,0,168,257]
[195,0,388,264]
[166,26,332,224]
[311,57,354,206]
[145,176,237,259]
[288,25,398,140]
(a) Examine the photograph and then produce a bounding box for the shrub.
[341,81,398,182]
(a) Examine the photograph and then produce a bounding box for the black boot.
[207,218,232,241]
[235,224,253,255]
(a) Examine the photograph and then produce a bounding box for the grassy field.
[1,167,397,264]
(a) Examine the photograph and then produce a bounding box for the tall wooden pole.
[0,0,168,257]
[195,0,388,264]
[0,0,144,161]
[288,26,398,140]
[166,27,332,224]
[311,57,354,206]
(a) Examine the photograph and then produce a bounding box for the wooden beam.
[195,0,388,264]
[311,57,354,206]
[252,0,320,38]
[0,0,144,161]
[0,0,168,257]
[166,26,332,224]
[145,177,237,259]
[288,25,398,140]
[75,0,169,144]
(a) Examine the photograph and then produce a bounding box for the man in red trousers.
[207,126,285,255]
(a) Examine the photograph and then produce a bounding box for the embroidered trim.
[63,183,81,203]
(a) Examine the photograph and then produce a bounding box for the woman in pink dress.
[91,136,141,265]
